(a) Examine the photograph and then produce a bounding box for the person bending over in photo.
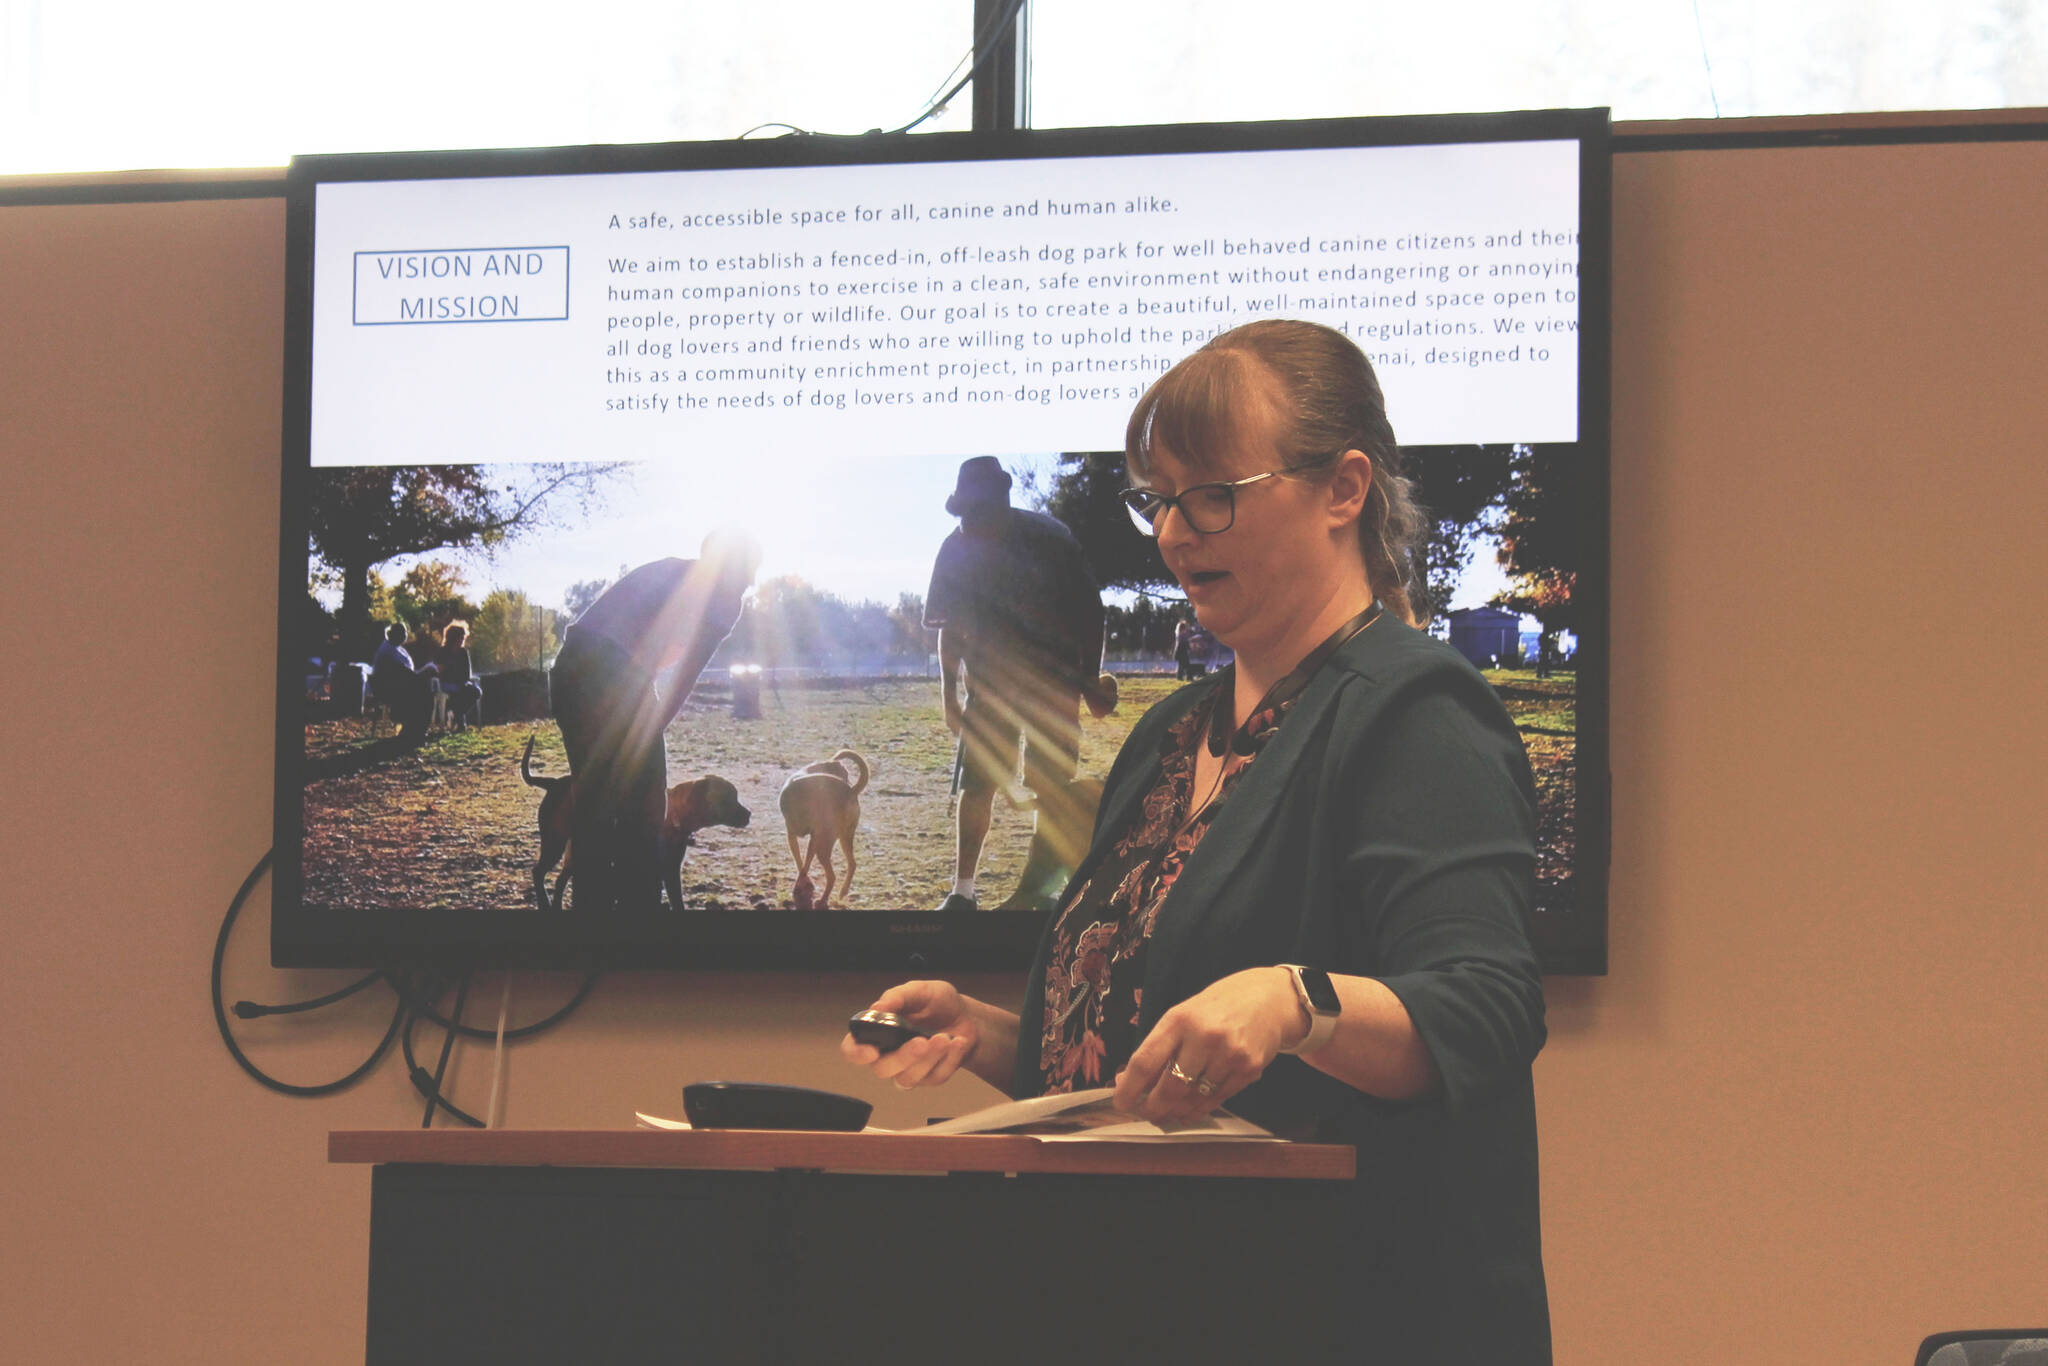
[849,320,1551,1365]
[549,530,759,914]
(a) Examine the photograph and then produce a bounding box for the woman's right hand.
[841,980,989,1090]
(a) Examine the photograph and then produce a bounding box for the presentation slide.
[309,139,1581,467]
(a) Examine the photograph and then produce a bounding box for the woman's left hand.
[1112,967,1301,1123]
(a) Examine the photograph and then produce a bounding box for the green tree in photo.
[745,575,826,668]
[470,589,561,673]
[888,592,932,658]
[1408,445,1515,622]
[391,560,479,637]
[1038,451,1173,593]
[561,575,613,622]
[307,463,625,658]
[1490,444,1580,638]
[364,568,396,627]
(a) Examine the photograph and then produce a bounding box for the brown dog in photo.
[656,773,753,913]
[778,748,869,910]
[521,736,751,911]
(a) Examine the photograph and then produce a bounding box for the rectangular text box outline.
[351,245,573,326]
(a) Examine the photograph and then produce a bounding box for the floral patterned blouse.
[1036,675,1300,1092]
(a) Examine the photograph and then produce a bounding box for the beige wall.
[3,133,2044,1363]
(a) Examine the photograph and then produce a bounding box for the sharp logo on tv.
[278,111,1610,971]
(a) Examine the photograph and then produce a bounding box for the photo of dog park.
[294,442,1585,956]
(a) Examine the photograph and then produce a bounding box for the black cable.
[210,849,406,1097]
[234,969,384,1018]
[908,0,1017,117]
[397,969,600,1042]
[399,979,485,1128]
[394,967,599,1126]
[884,0,1028,135]
[212,850,595,1117]
[421,969,472,1127]
[758,0,1029,140]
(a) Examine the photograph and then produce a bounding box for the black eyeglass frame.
[1119,462,1328,536]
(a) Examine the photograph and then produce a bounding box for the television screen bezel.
[272,106,1611,973]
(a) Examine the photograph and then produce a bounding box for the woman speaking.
[845,319,1550,1363]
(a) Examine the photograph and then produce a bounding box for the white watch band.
[1278,964,1339,1056]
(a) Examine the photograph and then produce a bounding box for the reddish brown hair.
[1126,319,1428,623]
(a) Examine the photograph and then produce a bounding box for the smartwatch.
[1277,964,1340,1056]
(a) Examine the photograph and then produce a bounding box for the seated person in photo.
[549,530,760,914]
[369,621,436,742]
[434,622,483,724]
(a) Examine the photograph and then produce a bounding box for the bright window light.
[9,1,2043,176]
[1028,0,2048,126]
[0,0,974,175]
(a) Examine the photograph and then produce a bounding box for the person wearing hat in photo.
[924,456,1116,912]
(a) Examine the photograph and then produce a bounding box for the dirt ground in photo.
[303,677,1164,913]
[302,671,1576,913]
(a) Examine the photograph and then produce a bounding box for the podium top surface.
[329,1128,1354,1181]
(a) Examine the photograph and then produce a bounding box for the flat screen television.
[275,108,1610,972]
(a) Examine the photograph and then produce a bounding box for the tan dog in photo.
[778,748,869,910]
[522,736,751,911]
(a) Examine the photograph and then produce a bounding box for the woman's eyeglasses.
[1119,465,1316,536]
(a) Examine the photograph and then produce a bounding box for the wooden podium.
[332,1129,1355,1364]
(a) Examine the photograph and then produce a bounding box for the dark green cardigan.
[1014,617,1552,1364]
